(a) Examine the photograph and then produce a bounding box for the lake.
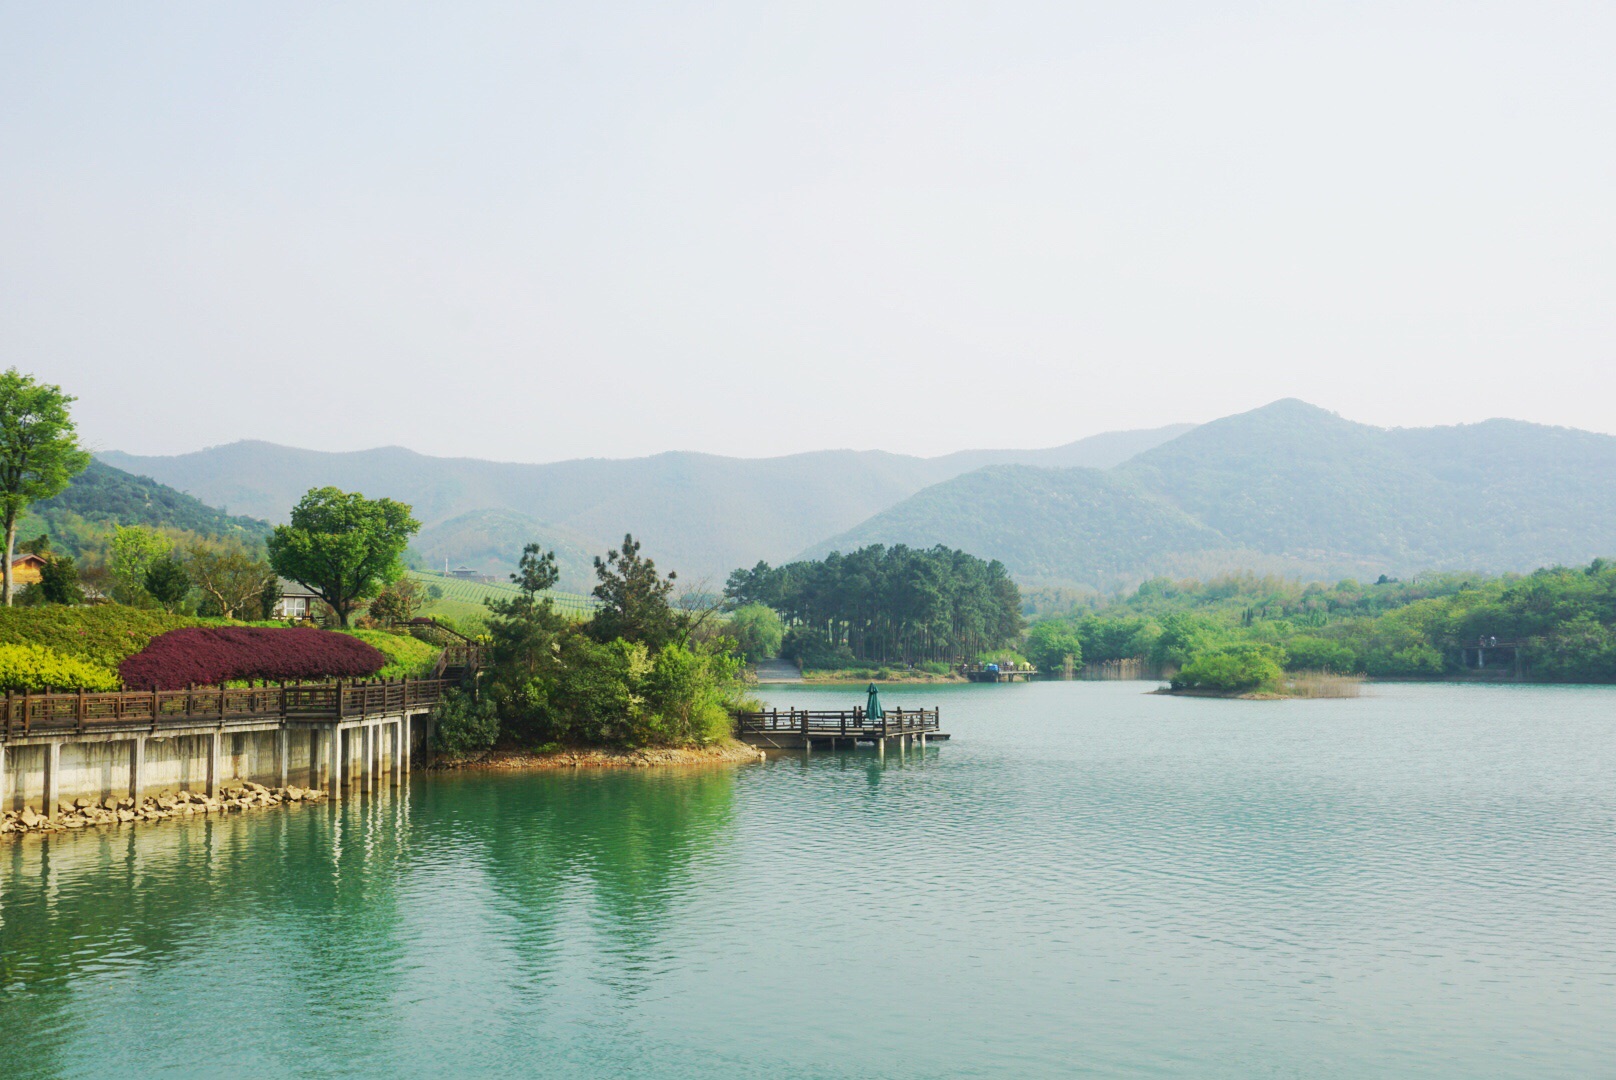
[2,681,1614,1078]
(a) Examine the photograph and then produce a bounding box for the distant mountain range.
[808,400,1616,588]
[99,425,1190,585]
[93,402,1616,590]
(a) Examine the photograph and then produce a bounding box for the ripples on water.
[2,682,1614,1078]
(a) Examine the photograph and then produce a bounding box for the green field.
[409,570,601,621]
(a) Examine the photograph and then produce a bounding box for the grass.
[1284,671,1365,698]
[337,629,440,680]
[0,606,218,667]
[408,570,600,621]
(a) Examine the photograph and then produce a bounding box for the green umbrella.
[865,682,884,720]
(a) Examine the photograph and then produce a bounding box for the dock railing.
[0,678,450,741]
[735,707,940,739]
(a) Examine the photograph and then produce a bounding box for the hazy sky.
[3,2,1612,462]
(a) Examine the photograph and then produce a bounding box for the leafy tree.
[589,533,684,648]
[368,577,422,626]
[728,604,783,662]
[1025,619,1084,674]
[38,554,83,606]
[0,370,90,605]
[144,554,191,613]
[110,525,173,607]
[1171,644,1286,693]
[186,542,275,619]
[267,488,420,627]
[429,687,500,756]
[259,576,285,621]
[725,545,1022,667]
[18,533,50,556]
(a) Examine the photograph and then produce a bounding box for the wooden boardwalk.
[2,679,451,820]
[736,707,946,751]
[1,679,450,741]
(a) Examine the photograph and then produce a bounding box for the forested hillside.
[812,400,1616,589]
[19,460,271,557]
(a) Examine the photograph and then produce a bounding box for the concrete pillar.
[360,724,372,793]
[393,719,404,784]
[43,739,61,817]
[401,715,411,776]
[206,732,221,797]
[327,725,343,796]
[0,741,8,814]
[277,727,289,788]
[877,737,885,761]
[130,736,145,800]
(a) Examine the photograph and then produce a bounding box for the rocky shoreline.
[428,737,766,771]
[3,782,328,836]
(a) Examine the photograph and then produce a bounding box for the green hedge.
[338,629,440,679]
[0,643,121,692]
[0,606,215,668]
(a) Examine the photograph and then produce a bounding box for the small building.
[273,578,322,620]
[9,553,48,586]
[449,566,480,580]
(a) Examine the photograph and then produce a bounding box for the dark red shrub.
[119,627,387,690]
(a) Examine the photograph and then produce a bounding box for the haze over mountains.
[95,401,1616,592]
[810,400,1616,588]
[100,425,1189,590]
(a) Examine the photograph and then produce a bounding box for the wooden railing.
[735,707,940,738]
[431,644,483,679]
[0,678,449,740]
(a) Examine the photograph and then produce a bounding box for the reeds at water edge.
[1284,671,1364,698]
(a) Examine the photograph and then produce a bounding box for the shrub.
[0,643,121,692]
[338,629,440,679]
[429,688,500,755]
[1283,635,1359,673]
[0,606,211,667]
[1171,644,1286,694]
[120,627,387,690]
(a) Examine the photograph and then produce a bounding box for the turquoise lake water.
[2,681,1614,1078]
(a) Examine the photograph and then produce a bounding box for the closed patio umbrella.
[866,682,884,721]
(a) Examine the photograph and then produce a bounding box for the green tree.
[368,577,422,626]
[144,553,191,613]
[1171,644,1286,694]
[38,554,83,606]
[1025,619,1084,674]
[589,534,685,648]
[728,604,783,662]
[266,488,420,627]
[110,525,173,607]
[186,542,275,619]
[429,687,501,756]
[0,370,90,605]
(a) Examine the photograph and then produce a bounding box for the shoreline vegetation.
[1019,557,1616,692]
[1156,671,1365,700]
[426,737,764,771]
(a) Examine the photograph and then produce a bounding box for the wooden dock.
[736,707,946,751]
[958,664,1037,683]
